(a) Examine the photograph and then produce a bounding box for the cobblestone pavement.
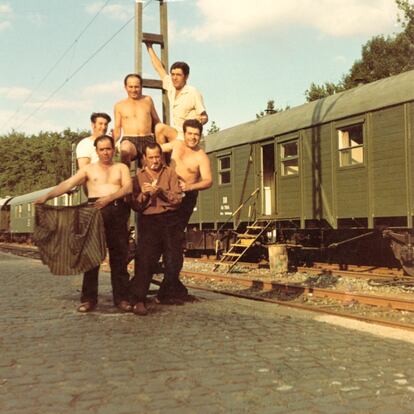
[1,252,414,414]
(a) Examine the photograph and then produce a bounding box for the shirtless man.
[35,135,132,313]
[162,119,212,231]
[161,119,212,302]
[76,112,111,168]
[145,42,208,143]
[114,73,161,167]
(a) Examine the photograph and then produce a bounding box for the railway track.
[179,270,414,331]
[2,243,414,330]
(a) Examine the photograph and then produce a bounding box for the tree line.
[0,129,88,197]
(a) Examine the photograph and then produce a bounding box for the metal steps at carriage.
[213,219,272,273]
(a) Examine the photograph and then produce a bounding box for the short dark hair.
[183,119,203,134]
[170,61,190,77]
[90,112,111,123]
[124,73,142,86]
[143,142,162,156]
[94,135,115,148]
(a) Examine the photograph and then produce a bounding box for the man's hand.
[179,180,191,192]
[142,182,159,196]
[34,195,48,205]
[94,196,112,210]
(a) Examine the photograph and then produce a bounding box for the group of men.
[35,45,212,316]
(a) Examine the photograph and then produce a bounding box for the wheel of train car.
[390,240,414,277]
[402,263,414,277]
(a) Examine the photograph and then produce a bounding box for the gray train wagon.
[9,187,78,239]
[188,69,414,268]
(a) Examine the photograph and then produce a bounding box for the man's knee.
[121,141,137,158]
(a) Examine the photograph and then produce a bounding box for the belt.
[87,198,124,207]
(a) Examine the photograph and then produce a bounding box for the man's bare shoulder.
[195,147,210,162]
[112,162,130,173]
[190,146,208,158]
[114,98,129,109]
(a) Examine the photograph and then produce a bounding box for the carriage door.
[261,143,275,216]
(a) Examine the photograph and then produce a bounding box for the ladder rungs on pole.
[247,225,265,229]
[223,252,241,257]
[142,32,164,45]
[142,79,163,90]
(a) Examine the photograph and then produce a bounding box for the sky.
[0,0,408,136]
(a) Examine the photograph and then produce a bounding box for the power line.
[3,0,112,131]
[12,0,156,131]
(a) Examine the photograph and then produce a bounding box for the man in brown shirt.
[129,142,183,315]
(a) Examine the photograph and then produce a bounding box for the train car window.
[17,205,22,218]
[280,140,299,176]
[338,124,363,167]
[218,155,231,184]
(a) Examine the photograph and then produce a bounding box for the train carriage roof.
[0,197,12,207]
[8,187,56,206]
[205,69,414,153]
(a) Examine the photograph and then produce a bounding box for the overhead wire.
[12,0,155,131]
[3,0,113,131]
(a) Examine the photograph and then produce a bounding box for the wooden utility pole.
[135,0,170,124]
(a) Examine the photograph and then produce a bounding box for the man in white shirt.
[145,42,208,143]
[76,112,111,168]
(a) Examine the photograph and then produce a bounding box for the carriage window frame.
[280,139,299,177]
[337,123,364,168]
[217,154,231,185]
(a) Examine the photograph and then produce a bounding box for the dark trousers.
[81,200,130,305]
[157,190,198,298]
[177,190,198,232]
[130,211,184,303]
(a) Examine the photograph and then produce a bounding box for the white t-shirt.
[76,137,98,164]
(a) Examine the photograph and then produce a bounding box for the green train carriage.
[186,69,414,272]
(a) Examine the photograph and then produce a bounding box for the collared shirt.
[132,165,182,215]
[76,137,98,163]
[162,75,206,133]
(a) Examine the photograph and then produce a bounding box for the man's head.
[94,135,115,164]
[170,62,189,90]
[124,73,143,99]
[143,142,163,171]
[90,112,111,137]
[183,119,203,149]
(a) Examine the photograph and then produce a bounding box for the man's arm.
[194,90,208,125]
[77,157,91,168]
[93,164,132,209]
[181,152,212,192]
[145,42,167,79]
[113,102,122,144]
[34,169,88,204]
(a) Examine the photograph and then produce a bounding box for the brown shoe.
[77,301,96,313]
[117,300,132,312]
[132,302,148,316]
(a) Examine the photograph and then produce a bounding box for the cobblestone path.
[1,252,414,413]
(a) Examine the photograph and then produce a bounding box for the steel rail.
[184,282,414,332]
[180,270,414,312]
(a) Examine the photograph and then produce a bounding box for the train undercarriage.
[184,220,414,276]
